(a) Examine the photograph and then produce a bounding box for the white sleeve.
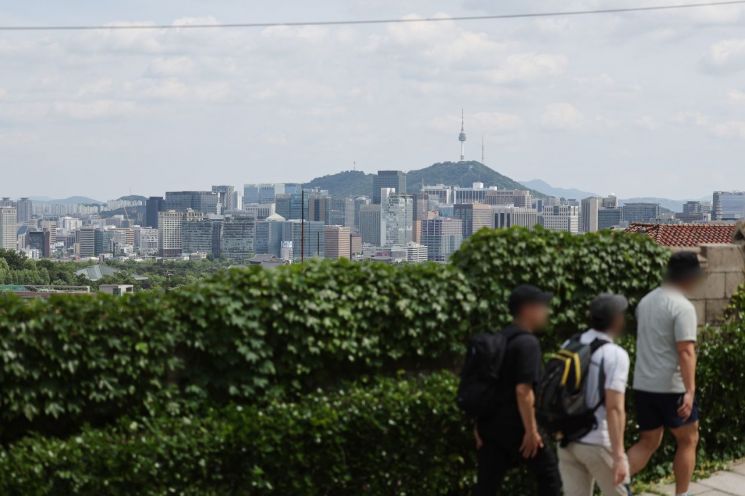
[674,301,697,343]
[604,347,630,393]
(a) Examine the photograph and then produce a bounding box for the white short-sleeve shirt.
[566,329,630,447]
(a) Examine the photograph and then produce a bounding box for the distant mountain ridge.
[303,161,545,198]
[520,179,597,201]
[30,196,103,205]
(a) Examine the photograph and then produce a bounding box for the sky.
[2,0,745,200]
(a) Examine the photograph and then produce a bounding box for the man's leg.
[526,443,563,496]
[474,441,508,496]
[670,422,699,495]
[576,444,630,496]
[627,428,663,476]
[558,445,594,496]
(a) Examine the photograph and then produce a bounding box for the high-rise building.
[281,220,325,260]
[484,189,533,208]
[76,227,100,258]
[0,207,17,251]
[540,205,579,233]
[598,208,623,230]
[307,191,331,224]
[16,198,32,223]
[381,190,414,247]
[453,182,488,204]
[145,196,165,228]
[372,170,406,204]
[493,206,539,229]
[353,196,371,231]
[243,184,260,204]
[134,226,159,256]
[601,195,619,209]
[330,197,355,228]
[405,242,428,263]
[255,213,285,256]
[359,204,382,246]
[158,210,183,257]
[221,216,256,262]
[453,203,494,237]
[324,225,351,259]
[622,203,661,223]
[164,191,219,215]
[713,191,745,221]
[420,217,463,262]
[27,230,51,258]
[211,185,235,213]
[580,197,601,233]
[421,185,453,205]
[350,233,362,257]
[182,218,217,256]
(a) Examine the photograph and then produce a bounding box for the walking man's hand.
[678,391,694,420]
[474,427,483,450]
[612,453,629,486]
[519,429,543,459]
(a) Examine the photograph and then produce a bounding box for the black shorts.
[634,390,699,431]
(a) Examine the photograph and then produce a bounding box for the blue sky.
[2,0,745,200]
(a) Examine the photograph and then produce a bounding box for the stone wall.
[679,243,745,324]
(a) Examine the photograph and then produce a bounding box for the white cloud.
[490,53,567,84]
[53,100,137,120]
[702,39,745,72]
[147,57,195,77]
[728,89,745,103]
[431,111,522,134]
[541,103,583,131]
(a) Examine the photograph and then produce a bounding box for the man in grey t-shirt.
[628,251,703,496]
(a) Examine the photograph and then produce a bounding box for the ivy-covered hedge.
[0,228,669,442]
[3,314,745,496]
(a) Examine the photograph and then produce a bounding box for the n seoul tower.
[458,109,467,162]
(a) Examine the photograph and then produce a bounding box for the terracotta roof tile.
[625,223,736,247]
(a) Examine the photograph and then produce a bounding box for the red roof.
[625,223,736,247]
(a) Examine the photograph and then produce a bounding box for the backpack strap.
[589,339,610,411]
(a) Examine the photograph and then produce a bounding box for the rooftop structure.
[625,223,737,247]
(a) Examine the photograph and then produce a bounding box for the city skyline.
[3,1,745,199]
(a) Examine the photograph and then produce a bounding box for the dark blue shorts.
[634,390,699,431]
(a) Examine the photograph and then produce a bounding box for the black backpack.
[536,335,608,446]
[456,331,518,418]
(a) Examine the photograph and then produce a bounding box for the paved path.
[640,460,745,495]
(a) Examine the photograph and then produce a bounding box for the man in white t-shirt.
[558,293,631,496]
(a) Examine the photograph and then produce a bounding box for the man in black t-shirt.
[474,285,562,496]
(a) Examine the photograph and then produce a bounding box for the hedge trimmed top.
[0,227,669,442]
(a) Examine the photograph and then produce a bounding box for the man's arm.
[677,340,697,419]
[516,383,543,458]
[606,390,628,485]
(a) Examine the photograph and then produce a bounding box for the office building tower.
[484,189,533,208]
[212,185,235,213]
[16,198,32,223]
[676,201,710,223]
[158,210,184,257]
[145,197,165,228]
[540,205,580,233]
[622,203,661,223]
[359,204,382,246]
[350,233,362,257]
[420,217,463,262]
[76,227,101,258]
[372,170,406,204]
[281,220,325,260]
[307,192,331,224]
[598,207,623,230]
[182,218,217,257]
[453,203,494,238]
[493,206,539,229]
[164,191,218,215]
[353,196,371,231]
[243,203,275,220]
[453,182,488,204]
[243,184,260,204]
[0,207,17,251]
[221,216,256,262]
[380,190,414,247]
[255,213,285,256]
[421,185,453,205]
[713,191,745,221]
[580,197,601,233]
[601,195,619,209]
[134,226,159,256]
[284,183,302,195]
[405,242,428,263]
[324,225,351,259]
[330,197,355,228]
[27,230,51,258]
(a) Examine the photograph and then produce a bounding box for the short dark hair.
[588,293,628,331]
[508,284,552,317]
[666,251,703,283]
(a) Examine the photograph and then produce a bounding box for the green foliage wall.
[0,229,669,443]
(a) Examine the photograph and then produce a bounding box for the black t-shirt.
[478,324,543,439]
